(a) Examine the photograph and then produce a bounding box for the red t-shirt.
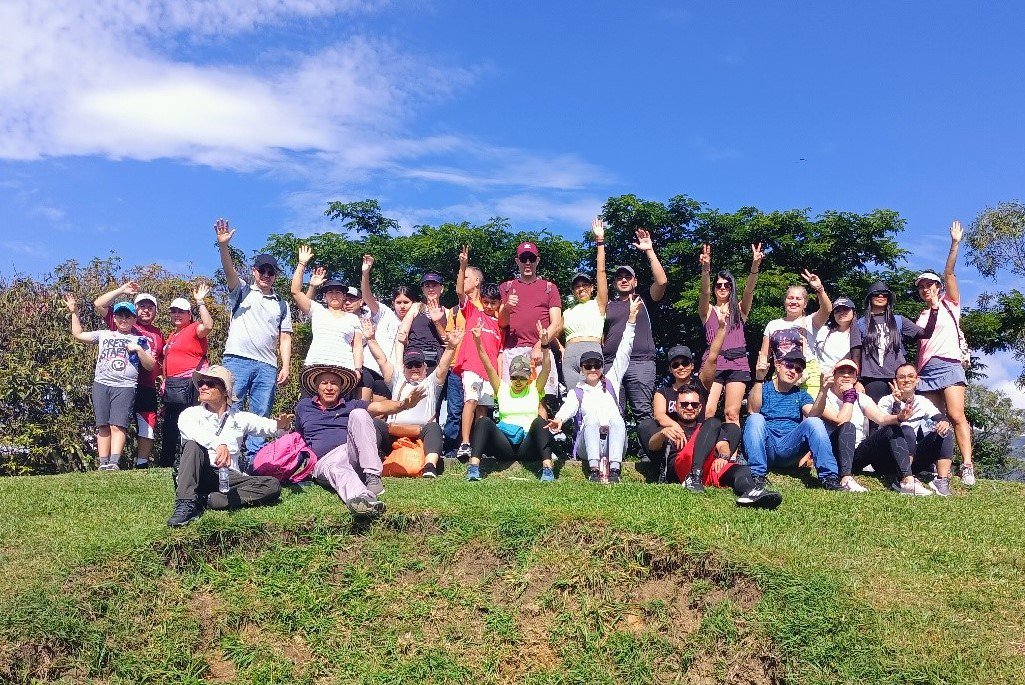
[499,278,560,348]
[163,322,209,377]
[105,311,164,387]
[454,301,503,377]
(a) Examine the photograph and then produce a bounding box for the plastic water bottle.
[218,467,231,494]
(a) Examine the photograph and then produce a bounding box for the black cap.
[780,348,806,366]
[579,350,604,368]
[403,348,426,365]
[318,279,345,293]
[667,345,693,363]
[571,272,593,285]
[253,254,280,272]
[421,272,444,285]
[832,297,856,310]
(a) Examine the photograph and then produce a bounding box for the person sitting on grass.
[877,363,956,497]
[467,321,555,482]
[364,320,463,479]
[295,365,428,518]
[547,295,641,483]
[743,349,842,491]
[65,294,155,472]
[817,359,924,495]
[168,366,293,527]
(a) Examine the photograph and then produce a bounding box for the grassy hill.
[1,462,1024,684]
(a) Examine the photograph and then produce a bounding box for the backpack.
[251,432,317,483]
[231,284,289,331]
[382,437,426,477]
[571,378,618,460]
[856,314,906,362]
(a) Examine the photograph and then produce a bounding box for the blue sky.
[2,1,1024,401]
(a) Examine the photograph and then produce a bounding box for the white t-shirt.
[877,394,943,434]
[223,282,293,367]
[765,314,818,360]
[361,306,400,375]
[825,389,879,446]
[815,326,852,374]
[304,301,361,369]
[388,371,441,426]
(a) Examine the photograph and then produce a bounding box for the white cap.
[134,292,158,306]
[915,271,942,285]
[169,297,192,311]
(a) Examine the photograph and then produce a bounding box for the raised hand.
[458,245,469,266]
[536,320,550,347]
[470,321,484,342]
[122,280,140,295]
[360,317,376,340]
[751,242,765,267]
[591,217,606,241]
[888,379,902,400]
[63,293,78,312]
[404,385,428,410]
[714,303,730,326]
[699,244,711,270]
[950,219,963,242]
[507,288,519,309]
[897,400,915,423]
[362,254,374,273]
[633,228,654,252]
[193,282,211,302]
[627,294,643,322]
[275,413,295,430]
[298,244,314,265]
[214,218,235,245]
[446,327,465,349]
[821,373,834,391]
[426,300,446,324]
[755,356,770,381]
[800,269,823,292]
[309,266,327,289]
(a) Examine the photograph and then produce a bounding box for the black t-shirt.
[655,377,708,422]
[603,291,658,363]
[407,309,444,360]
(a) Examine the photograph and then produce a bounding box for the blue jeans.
[442,370,464,453]
[742,413,838,481]
[221,354,278,461]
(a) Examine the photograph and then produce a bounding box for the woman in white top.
[561,217,609,390]
[757,269,833,397]
[814,297,856,375]
[291,245,363,375]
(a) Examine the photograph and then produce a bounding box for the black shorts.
[134,385,159,412]
[361,368,391,398]
[714,369,752,384]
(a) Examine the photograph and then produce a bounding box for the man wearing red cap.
[498,241,563,399]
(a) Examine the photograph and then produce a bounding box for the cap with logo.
[111,301,137,316]
[421,272,444,285]
[516,242,539,257]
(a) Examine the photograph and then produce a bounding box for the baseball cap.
[579,350,604,368]
[667,345,693,363]
[169,297,192,311]
[571,272,593,285]
[344,286,362,298]
[833,358,859,374]
[915,271,942,285]
[403,348,426,365]
[254,254,280,273]
[780,348,806,366]
[111,301,137,316]
[508,355,532,379]
[613,265,636,278]
[134,293,157,307]
[317,279,345,293]
[192,365,238,402]
[516,242,539,257]
[832,297,856,310]
[421,272,444,285]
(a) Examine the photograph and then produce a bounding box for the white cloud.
[978,351,1025,409]
[1,240,50,258]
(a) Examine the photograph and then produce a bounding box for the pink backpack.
[251,432,317,484]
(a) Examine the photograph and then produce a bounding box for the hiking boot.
[608,468,622,484]
[466,464,482,481]
[893,479,932,497]
[960,464,976,487]
[683,472,705,494]
[588,469,602,483]
[364,473,385,497]
[347,496,385,519]
[421,462,437,479]
[539,466,556,482]
[929,476,951,497]
[456,442,472,460]
[736,486,783,509]
[819,475,842,491]
[840,477,868,493]
[167,498,203,527]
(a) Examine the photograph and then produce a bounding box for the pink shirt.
[454,301,503,377]
[916,294,961,368]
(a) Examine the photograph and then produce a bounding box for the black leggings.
[829,422,912,478]
[162,401,188,468]
[719,464,757,496]
[376,420,443,456]
[904,425,954,470]
[861,377,892,403]
[470,416,552,462]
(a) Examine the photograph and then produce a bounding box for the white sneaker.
[840,477,868,493]
[898,479,932,497]
[960,464,976,487]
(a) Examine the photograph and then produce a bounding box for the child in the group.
[65,294,156,471]
[547,295,641,482]
[452,280,504,459]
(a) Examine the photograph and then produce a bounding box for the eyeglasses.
[404,361,425,369]
[195,379,222,389]
[780,361,805,372]
[518,254,537,264]
[615,272,633,280]
[581,362,603,371]
[669,359,692,369]
[714,282,732,290]
[677,401,702,409]
[257,267,277,276]
[895,374,918,381]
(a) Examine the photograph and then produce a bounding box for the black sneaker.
[347,496,386,519]
[608,468,622,484]
[819,475,843,491]
[683,472,705,494]
[365,473,385,497]
[751,474,768,489]
[134,460,150,469]
[421,462,438,479]
[167,498,203,527]
[736,486,783,510]
[588,469,602,483]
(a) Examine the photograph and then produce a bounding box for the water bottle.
[218,466,231,494]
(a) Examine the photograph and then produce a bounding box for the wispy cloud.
[689,136,741,162]
[978,351,1025,409]
[1,240,50,258]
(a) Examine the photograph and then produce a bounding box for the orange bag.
[382,437,426,477]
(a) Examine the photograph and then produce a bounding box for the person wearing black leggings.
[469,415,553,462]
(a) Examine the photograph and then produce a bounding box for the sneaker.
[608,468,622,484]
[819,476,842,491]
[840,477,868,493]
[466,464,482,482]
[588,469,602,483]
[960,464,976,487]
[421,463,438,479]
[364,473,385,497]
[456,442,472,460]
[167,498,203,527]
[347,496,385,519]
[894,479,932,497]
[736,486,783,510]
[751,474,768,490]
[683,473,705,494]
[929,476,951,497]
[539,467,555,482]
[134,460,150,469]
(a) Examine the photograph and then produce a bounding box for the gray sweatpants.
[615,359,657,423]
[562,340,603,393]
[313,408,383,504]
[176,440,281,510]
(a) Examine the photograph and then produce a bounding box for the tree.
[964,382,1025,478]
[324,199,401,238]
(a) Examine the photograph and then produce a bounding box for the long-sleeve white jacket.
[554,322,636,426]
[178,404,282,471]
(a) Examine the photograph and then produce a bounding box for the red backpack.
[251,432,317,484]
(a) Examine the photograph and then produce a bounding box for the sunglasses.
[780,361,805,372]
[517,254,537,263]
[714,282,732,290]
[669,359,692,369]
[404,361,426,369]
[257,267,278,276]
[581,362,603,371]
[871,292,891,298]
[169,308,189,314]
[677,401,702,409]
[195,379,223,389]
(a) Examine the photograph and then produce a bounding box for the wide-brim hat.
[193,365,238,403]
[300,364,360,398]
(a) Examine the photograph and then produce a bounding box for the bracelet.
[750,271,759,275]
[540,344,550,349]
[596,240,604,246]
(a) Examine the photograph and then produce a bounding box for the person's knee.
[723,406,741,423]
[349,407,373,428]
[837,422,856,439]
[744,413,766,435]
[805,417,828,437]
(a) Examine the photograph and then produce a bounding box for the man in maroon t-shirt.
[95,282,165,468]
[498,241,563,397]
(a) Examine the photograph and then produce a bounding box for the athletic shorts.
[714,369,752,384]
[92,382,136,428]
[134,385,159,440]
[461,370,495,407]
[360,368,392,399]
[917,357,967,393]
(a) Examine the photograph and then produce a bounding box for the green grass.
[1,463,1024,684]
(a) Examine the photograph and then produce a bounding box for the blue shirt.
[760,381,813,439]
[294,396,370,458]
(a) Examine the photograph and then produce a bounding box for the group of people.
[64,217,977,527]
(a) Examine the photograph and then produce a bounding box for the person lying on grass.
[817,358,924,495]
[546,294,640,483]
[365,320,462,479]
[168,365,293,527]
[295,364,428,519]
[467,320,555,482]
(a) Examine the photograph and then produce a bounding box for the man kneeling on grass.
[168,366,293,527]
[295,364,428,518]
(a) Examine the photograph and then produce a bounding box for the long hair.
[391,285,419,303]
[715,270,743,330]
[861,292,900,358]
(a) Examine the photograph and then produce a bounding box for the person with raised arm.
[66,294,155,472]
[467,321,556,482]
[356,254,403,399]
[914,219,976,487]
[161,283,214,467]
[399,272,449,370]
[757,268,833,397]
[214,218,293,459]
[561,217,609,392]
[697,243,762,425]
[291,245,363,379]
[602,228,668,426]
[93,281,165,468]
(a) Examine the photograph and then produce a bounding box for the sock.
[610,461,622,471]
[110,453,121,463]
[99,456,110,466]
